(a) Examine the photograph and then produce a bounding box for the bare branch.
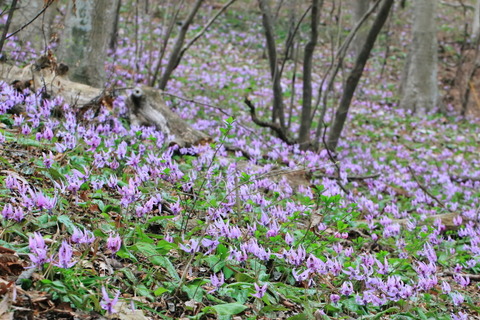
[6,0,55,40]
[244,96,294,145]
[407,166,448,210]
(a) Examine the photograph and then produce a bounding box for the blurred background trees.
[0,0,478,151]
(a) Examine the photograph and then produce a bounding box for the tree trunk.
[326,0,394,151]
[298,0,321,149]
[351,0,370,56]
[157,0,204,90]
[258,0,286,131]
[399,0,438,115]
[473,0,480,40]
[56,0,120,87]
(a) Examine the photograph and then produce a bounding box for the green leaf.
[135,284,155,301]
[182,284,205,301]
[261,304,289,312]
[57,215,76,233]
[134,242,163,265]
[209,303,248,316]
[147,215,175,223]
[287,313,309,320]
[235,273,254,283]
[154,287,169,296]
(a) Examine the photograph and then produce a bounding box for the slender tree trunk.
[473,0,480,40]
[326,0,394,151]
[399,0,438,115]
[351,0,370,56]
[110,0,122,50]
[258,0,286,131]
[298,0,322,148]
[0,0,17,56]
[157,0,204,90]
[57,0,120,87]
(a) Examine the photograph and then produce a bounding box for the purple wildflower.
[252,283,267,299]
[106,234,122,254]
[330,294,340,305]
[54,241,76,269]
[340,281,354,296]
[28,232,51,268]
[209,272,225,293]
[100,286,121,314]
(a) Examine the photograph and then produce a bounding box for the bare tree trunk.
[110,0,122,50]
[473,0,480,40]
[326,0,394,151]
[0,0,17,56]
[157,0,204,90]
[298,0,322,149]
[258,0,286,131]
[351,0,370,56]
[57,0,120,87]
[399,0,438,115]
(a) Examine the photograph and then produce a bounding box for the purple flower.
[451,312,468,320]
[106,234,122,254]
[292,269,310,282]
[21,124,31,135]
[441,281,451,294]
[202,238,219,254]
[453,274,470,288]
[179,238,200,253]
[330,294,340,305]
[13,207,25,221]
[54,241,76,269]
[285,232,294,246]
[340,281,353,296]
[209,272,225,293]
[376,257,389,275]
[5,175,18,189]
[116,141,128,159]
[2,204,14,219]
[100,286,121,314]
[252,283,267,299]
[42,127,54,140]
[28,232,51,268]
[450,292,464,306]
[420,243,437,262]
[42,151,54,168]
[71,227,95,244]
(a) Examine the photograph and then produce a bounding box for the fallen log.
[126,86,210,147]
[0,60,210,147]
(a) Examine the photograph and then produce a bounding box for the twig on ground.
[224,145,253,160]
[407,166,448,210]
[450,175,480,182]
[441,271,480,281]
[313,172,380,181]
